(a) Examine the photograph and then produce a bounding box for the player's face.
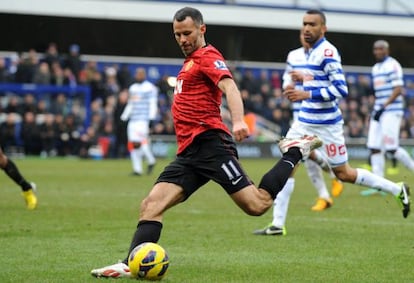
[373,46,388,62]
[302,14,326,46]
[173,16,206,56]
[135,68,146,82]
[299,30,310,50]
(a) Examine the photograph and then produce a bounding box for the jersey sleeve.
[310,47,348,101]
[199,49,233,86]
[282,52,294,89]
[390,60,404,88]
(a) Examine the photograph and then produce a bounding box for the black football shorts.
[155,130,253,200]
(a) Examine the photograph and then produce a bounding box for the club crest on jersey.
[184,60,194,71]
[214,60,228,70]
[324,49,333,57]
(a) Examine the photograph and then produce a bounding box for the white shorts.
[286,121,348,167]
[127,120,150,143]
[367,112,402,151]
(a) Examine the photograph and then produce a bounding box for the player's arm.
[120,102,132,121]
[383,63,404,108]
[283,88,310,102]
[373,64,404,120]
[384,85,404,108]
[372,85,403,121]
[288,70,304,84]
[297,50,348,102]
[218,77,249,142]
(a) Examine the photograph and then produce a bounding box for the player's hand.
[232,120,250,142]
[289,70,304,82]
[373,108,385,121]
[284,84,295,91]
[283,89,310,102]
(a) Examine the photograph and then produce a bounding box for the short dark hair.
[173,7,204,26]
[306,9,326,25]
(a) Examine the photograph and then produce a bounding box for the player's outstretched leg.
[278,135,323,160]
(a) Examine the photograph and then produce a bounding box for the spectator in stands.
[347,110,365,138]
[98,120,116,158]
[50,93,69,116]
[43,42,61,69]
[0,57,11,82]
[5,96,23,115]
[270,70,282,90]
[15,49,38,83]
[79,60,98,84]
[36,99,48,114]
[63,67,77,87]
[90,112,104,135]
[39,113,58,157]
[21,93,38,114]
[33,61,51,85]
[113,89,129,157]
[240,89,254,112]
[56,113,81,156]
[257,70,274,107]
[240,69,260,95]
[79,126,99,158]
[270,108,291,137]
[64,44,82,82]
[50,61,64,86]
[117,64,133,90]
[20,111,42,155]
[102,95,117,126]
[7,53,20,82]
[103,66,120,98]
[90,70,106,102]
[0,113,21,149]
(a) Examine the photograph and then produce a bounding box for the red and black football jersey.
[172,45,233,154]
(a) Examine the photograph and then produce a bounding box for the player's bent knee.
[334,168,357,183]
[242,202,269,216]
[140,196,164,219]
[231,186,272,215]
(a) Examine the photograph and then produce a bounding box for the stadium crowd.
[1,43,414,158]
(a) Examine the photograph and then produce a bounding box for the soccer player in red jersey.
[91,7,322,278]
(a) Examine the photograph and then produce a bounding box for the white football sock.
[304,159,330,200]
[272,178,294,228]
[131,148,143,174]
[370,152,385,177]
[394,147,414,171]
[355,168,400,195]
[141,143,156,165]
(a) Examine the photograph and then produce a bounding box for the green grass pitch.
[0,157,413,282]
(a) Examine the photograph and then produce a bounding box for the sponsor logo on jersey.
[214,60,228,70]
[184,60,194,71]
[324,49,333,57]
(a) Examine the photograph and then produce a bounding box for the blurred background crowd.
[1,42,414,159]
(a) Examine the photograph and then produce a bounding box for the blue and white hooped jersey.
[283,46,307,120]
[128,80,158,122]
[372,56,404,114]
[299,37,348,125]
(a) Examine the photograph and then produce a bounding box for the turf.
[0,157,413,283]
